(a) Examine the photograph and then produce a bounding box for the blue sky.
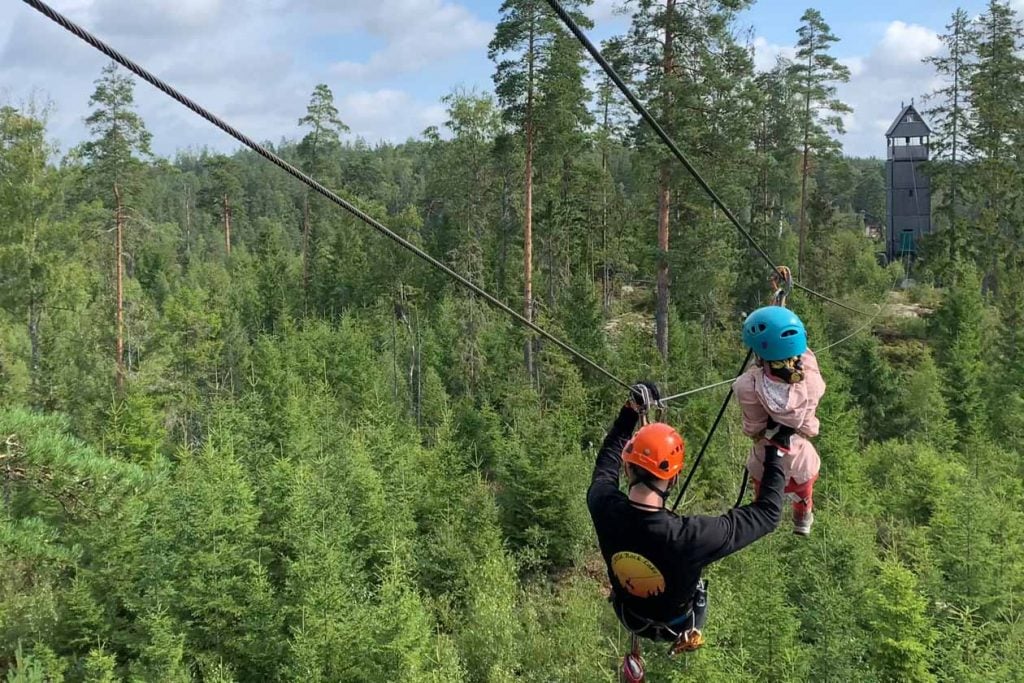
[0,0,1009,159]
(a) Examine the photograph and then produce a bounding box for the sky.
[0,0,1012,159]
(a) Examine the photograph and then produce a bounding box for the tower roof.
[886,103,931,138]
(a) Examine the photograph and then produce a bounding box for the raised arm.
[678,441,787,565]
[587,403,639,512]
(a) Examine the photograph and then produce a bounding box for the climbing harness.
[613,578,709,676]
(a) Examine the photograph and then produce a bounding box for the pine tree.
[924,9,973,275]
[298,84,349,173]
[790,9,851,279]
[864,558,938,683]
[77,62,153,206]
[965,1,1024,291]
[76,63,153,394]
[532,28,595,311]
[201,154,245,257]
[752,60,800,238]
[931,265,988,445]
[895,348,956,448]
[621,0,757,351]
[0,104,54,403]
[297,84,349,304]
[848,337,901,442]
[490,0,591,376]
[82,647,118,683]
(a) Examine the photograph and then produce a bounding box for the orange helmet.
[623,423,685,480]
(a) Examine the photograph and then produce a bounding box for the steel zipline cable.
[541,0,873,318]
[19,0,633,392]
[660,303,886,404]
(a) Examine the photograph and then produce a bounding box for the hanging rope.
[732,467,751,509]
[542,0,873,318]
[19,0,633,392]
[669,349,752,512]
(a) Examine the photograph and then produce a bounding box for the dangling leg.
[790,476,816,536]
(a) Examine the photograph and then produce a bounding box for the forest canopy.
[2,1,1023,681]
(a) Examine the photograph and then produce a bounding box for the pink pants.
[751,475,817,516]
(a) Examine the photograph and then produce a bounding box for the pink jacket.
[732,350,826,485]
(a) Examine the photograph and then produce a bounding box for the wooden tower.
[885,103,932,263]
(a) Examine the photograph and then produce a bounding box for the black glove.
[629,381,661,413]
[763,418,796,453]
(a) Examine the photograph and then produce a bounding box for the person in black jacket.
[588,382,790,654]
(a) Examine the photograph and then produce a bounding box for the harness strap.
[612,596,694,640]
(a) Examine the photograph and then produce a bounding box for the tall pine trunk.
[601,95,611,314]
[655,0,675,362]
[114,184,125,393]
[656,164,671,360]
[949,18,962,266]
[28,298,40,395]
[523,12,536,379]
[797,41,813,280]
[28,206,41,401]
[302,193,310,309]
[223,194,232,256]
[797,136,810,278]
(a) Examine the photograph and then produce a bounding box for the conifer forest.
[3,1,1024,681]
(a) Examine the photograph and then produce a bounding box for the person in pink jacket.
[733,306,826,536]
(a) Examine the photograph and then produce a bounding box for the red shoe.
[793,511,814,537]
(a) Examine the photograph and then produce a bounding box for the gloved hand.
[763,418,796,453]
[628,381,661,414]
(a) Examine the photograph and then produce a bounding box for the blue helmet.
[742,306,807,361]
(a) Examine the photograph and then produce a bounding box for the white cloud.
[868,21,942,69]
[339,89,446,141]
[327,0,491,82]
[93,0,225,38]
[1,0,484,156]
[753,22,942,156]
[3,3,952,161]
[836,21,942,156]
[751,36,795,72]
[589,0,626,23]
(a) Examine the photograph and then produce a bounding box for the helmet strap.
[626,466,677,504]
[628,479,669,502]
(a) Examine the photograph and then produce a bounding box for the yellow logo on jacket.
[611,551,665,598]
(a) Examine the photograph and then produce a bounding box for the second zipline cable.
[542,0,872,318]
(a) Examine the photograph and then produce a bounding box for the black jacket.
[587,406,785,623]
